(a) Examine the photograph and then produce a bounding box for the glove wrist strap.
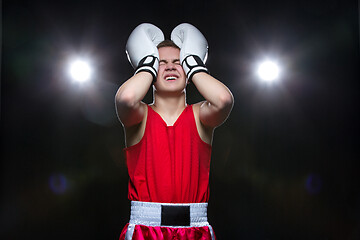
[182,55,209,82]
[135,55,159,82]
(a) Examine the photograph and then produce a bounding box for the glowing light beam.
[68,59,93,82]
[257,60,280,83]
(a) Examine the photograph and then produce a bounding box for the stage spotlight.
[68,59,93,82]
[257,60,280,83]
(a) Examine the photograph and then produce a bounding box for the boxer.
[116,23,234,240]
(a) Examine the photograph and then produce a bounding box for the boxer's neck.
[152,91,187,117]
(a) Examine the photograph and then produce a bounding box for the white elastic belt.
[129,201,209,227]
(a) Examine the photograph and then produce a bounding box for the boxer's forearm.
[116,72,153,107]
[192,72,233,110]
[115,72,152,126]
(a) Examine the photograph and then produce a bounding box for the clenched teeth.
[166,76,177,80]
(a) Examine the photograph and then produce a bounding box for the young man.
[116,23,234,240]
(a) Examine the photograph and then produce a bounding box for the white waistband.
[129,201,209,227]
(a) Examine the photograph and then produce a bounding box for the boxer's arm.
[171,23,233,128]
[116,23,164,127]
[115,72,152,127]
[192,72,234,128]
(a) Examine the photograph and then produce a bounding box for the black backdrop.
[1,0,359,239]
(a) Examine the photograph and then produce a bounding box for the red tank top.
[124,104,212,203]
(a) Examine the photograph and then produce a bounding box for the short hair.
[157,40,180,50]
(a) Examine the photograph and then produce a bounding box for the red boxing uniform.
[120,105,215,240]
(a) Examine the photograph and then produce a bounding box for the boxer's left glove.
[171,23,209,82]
[126,23,165,82]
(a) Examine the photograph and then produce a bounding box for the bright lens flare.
[257,60,280,82]
[69,59,92,82]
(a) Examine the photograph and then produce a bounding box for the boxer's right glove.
[171,23,209,82]
[126,23,165,82]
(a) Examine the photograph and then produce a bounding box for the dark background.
[1,0,359,239]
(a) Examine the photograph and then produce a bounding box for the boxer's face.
[154,47,186,93]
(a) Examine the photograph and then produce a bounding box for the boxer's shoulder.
[192,102,213,145]
[124,103,148,148]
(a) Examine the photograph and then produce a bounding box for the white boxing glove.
[171,23,209,81]
[126,23,165,82]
